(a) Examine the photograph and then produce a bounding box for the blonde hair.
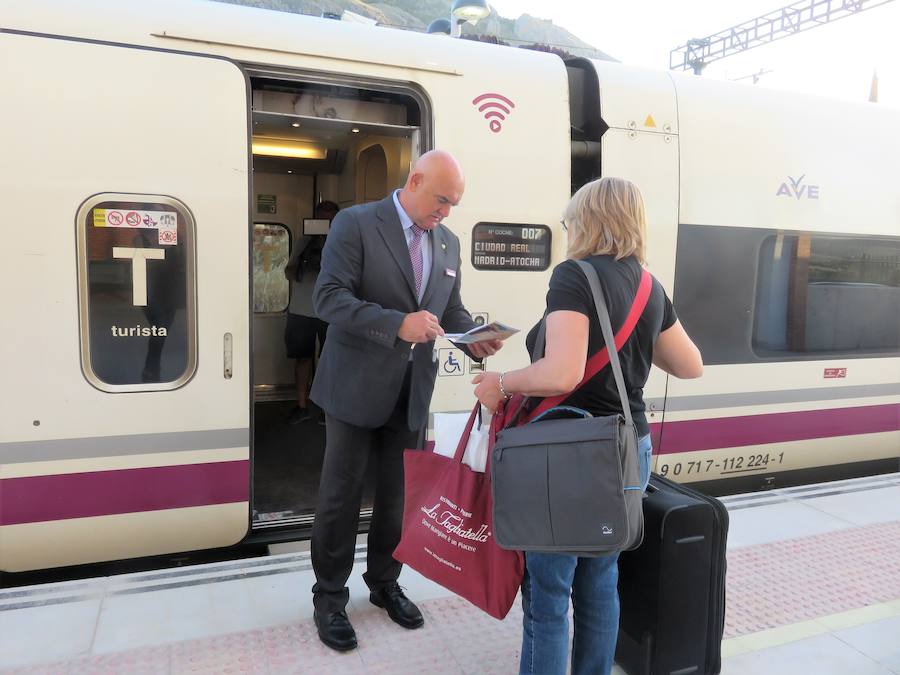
[563,177,647,263]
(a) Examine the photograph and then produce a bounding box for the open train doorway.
[247,72,427,533]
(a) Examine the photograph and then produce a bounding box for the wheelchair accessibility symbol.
[438,348,465,377]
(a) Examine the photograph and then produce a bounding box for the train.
[1,0,897,575]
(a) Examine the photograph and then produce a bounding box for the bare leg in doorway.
[289,357,314,424]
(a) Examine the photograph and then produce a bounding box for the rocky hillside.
[214,0,614,60]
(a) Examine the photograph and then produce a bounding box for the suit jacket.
[310,194,476,430]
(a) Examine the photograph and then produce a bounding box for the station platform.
[2,472,899,674]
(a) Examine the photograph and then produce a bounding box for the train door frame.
[243,64,434,538]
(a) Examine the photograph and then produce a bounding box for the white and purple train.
[1,0,897,575]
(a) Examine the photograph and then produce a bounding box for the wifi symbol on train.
[472,93,516,133]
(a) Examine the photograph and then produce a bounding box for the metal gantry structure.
[670,0,896,74]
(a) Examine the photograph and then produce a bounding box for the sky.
[485,0,899,109]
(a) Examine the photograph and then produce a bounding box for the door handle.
[224,332,233,379]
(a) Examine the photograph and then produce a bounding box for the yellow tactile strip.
[722,599,900,658]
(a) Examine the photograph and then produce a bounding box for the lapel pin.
[441,242,447,251]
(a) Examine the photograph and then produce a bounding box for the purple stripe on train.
[1,404,897,525]
[655,403,900,455]
[0,460,249,526]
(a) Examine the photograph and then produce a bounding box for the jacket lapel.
[421,225,449,309]
[374,195,418,301]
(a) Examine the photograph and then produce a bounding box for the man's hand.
[398,311,445,343]
[468,338,504,359]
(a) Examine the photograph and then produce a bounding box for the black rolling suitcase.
[616,473,729,675]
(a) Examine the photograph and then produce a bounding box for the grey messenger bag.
[490,260,648,554]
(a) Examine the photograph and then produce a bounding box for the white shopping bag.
[432,406,492,473]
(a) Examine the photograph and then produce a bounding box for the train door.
[566,60,680,449]
[0,33,250,571]
[246,72,425,532]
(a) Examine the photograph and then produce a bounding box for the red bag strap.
[453,403,482,463]
[485,400,506,479]
[522,268,652,423]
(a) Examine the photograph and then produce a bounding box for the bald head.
[399,149,465,230]
[408,150,465,188]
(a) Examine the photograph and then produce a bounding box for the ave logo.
[776,175,820,200]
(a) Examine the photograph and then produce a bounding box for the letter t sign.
[113,246,166,306]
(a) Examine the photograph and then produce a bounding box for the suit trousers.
[311,366,421,614]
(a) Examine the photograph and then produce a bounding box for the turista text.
[110,325,168,337]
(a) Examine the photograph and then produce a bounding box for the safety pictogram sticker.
[438,348,466,377]
[158,228,178,246]
[98,208,179,233]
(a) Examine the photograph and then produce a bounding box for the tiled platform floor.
[724,520,900,638]
[2,473,899,674]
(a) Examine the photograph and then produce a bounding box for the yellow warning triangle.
[644,115,657,128]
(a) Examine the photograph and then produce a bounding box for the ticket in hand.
[444,321,519,345]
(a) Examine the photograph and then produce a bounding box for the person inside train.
[283,200,339,424]
[472,176,703,675]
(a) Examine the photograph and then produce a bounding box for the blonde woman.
[474,177,702,675]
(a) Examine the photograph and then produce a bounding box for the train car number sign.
[471,223,551,271]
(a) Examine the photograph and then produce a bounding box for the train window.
[674,224,900,364]
[673,224,763,364]
[754,234,900,357]
[252,223,290,313]
[76,194,197,391]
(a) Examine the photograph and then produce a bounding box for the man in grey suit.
[309,150,501,651]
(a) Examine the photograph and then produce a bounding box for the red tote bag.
[393,403,524,620]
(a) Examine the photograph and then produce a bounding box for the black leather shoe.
[369,583,424,629]
[314,610,358,651]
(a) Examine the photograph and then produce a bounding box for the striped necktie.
[408,224,426,298]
